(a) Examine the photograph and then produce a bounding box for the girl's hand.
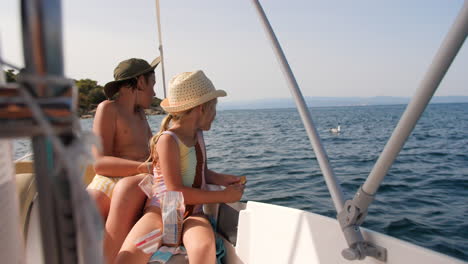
[222,175,247,186]
[223,183,244,203]
[239,176,247,185]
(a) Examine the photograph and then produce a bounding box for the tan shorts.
[87,175,123,198]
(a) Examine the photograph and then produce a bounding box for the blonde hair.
[147,99,217,166]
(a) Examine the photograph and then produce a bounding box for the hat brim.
[103,57,161,98]
[160,89,226,113]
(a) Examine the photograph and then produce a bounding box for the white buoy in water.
[330,125,341,133]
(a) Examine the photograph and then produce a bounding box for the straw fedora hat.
[160,70,226,113]
[104,57,161,98]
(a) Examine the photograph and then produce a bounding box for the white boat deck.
[233,201,464,264]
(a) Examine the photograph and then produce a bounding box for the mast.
[0,0,103,263]
[21,0,77,262]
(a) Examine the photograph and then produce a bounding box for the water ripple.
[14,103,468,261]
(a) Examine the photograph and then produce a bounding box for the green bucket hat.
[104,57,161,98]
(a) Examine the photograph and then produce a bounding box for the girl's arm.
[92,101,151,177]
[205,169,243,186]
[157,135,243,205]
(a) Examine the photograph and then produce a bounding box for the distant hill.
[218,96,468,110]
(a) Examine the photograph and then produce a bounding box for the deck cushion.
[15,173,37,237]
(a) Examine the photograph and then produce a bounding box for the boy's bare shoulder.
[95,100,118,116]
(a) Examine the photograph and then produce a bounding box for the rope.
[14,153,33,162]
[155,0,167,98]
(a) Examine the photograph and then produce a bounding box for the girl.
[114,70,245,264]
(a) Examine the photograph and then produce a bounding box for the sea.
[14,103,468,261]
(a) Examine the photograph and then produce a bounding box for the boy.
[87,57,160,220]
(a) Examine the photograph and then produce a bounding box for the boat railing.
[339,2,468,261]
[251,0,467,262]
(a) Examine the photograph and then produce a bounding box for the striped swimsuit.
[146,130,207,217]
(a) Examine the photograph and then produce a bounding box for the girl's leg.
[104,174,147,264]
[87,189,110,221]
[114,207,163,264]
[182,215,216,264]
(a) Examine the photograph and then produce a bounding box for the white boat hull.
[234,201,464,264]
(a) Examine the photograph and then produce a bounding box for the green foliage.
[151,97,162,107]
[1,71,161,116]
[75,78,105,114]
[3,69,17,82]
[75,78,161,116]
[76,79,99,94]
[88,88,106,105]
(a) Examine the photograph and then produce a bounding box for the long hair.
[146,99,217,166]
[112,70,155,100]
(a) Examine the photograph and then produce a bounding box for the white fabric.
[0,140,25,263]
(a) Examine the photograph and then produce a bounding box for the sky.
[1,0,467,102]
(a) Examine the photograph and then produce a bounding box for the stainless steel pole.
[362,0,468,195]
[0,34,5,84]
[251,0,345,211]
[155,0,167,98]
[337,2,468,260]
[21,0,79,263]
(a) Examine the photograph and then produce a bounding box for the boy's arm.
[93,156,151,176]
[92,101,151,177]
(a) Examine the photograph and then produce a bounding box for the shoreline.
[80,107,166,119]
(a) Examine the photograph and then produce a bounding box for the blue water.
[14,103,468,260]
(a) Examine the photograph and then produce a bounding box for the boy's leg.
[87,175,121,221]
[104,174,147,264]
[87,189,110,221]
[182,215,216,264]
[114,207,163,264]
